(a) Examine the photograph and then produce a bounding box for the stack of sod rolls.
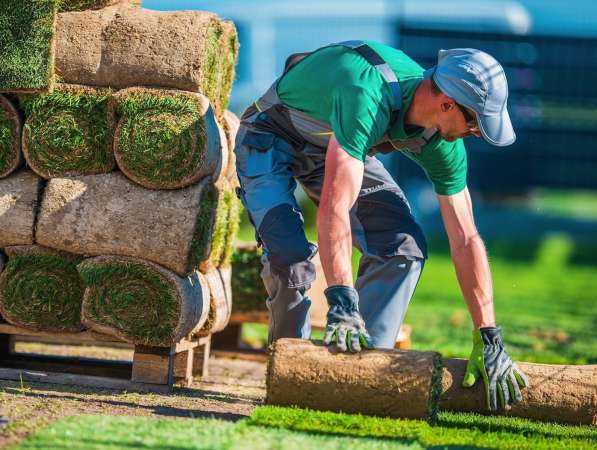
[0,2,243,346]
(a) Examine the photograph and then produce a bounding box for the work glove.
[323,285,373,353]
[463,326,529,411]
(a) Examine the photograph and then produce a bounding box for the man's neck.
[405,79,434,129]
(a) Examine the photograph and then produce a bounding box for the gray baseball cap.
[424,48,515,146]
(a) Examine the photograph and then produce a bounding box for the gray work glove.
[323,285,373,353]
[463,326,529,411]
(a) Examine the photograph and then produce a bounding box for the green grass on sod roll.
[79,260,180,346]
[206,188,230,268]
[0,253,84,332]
[219,23,239,113]
[220,192,243,267]
[114,89,209,187]
[21,85,114,178]
[0,0,57,92]
[204,26,224,115]
[231,246,268,312]
[0,101,15,174]
[58,0,120,12]
[187,183,219,272]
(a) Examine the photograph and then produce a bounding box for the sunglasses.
[456,103,479,130]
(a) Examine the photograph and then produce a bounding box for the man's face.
[436,100,481,142]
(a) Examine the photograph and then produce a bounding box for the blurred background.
[145,0,596,363]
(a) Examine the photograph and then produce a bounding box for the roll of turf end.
[266,339,443,422]
[111,87,223,189]
[21,84,115,179]
[195,268,231,336]
[79,256,210,346]
[0,95,23,178]
[0,246,85,332]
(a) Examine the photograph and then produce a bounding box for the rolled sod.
[21,84,115,179]
[219,192,243,268]
[198,185,231,273]
[0,251,5,274]
[196,268,231,336]
[222,110,240,183]
[230,244,268,313]
[36,172,218,277]
[0,245,84,332]
[79,256,210,346]
[0,95,23,178]
[0,0,57,93]
[55,6,234,113]
[111,87,223,190]
[218,21,239,114]
[58,0,140,12]
[266,339,443,421]
[441,358,597,426]
[0,169,43,247]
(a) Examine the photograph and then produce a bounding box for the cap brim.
[478,108,516,147]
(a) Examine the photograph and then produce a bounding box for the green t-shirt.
[277,41,467,196]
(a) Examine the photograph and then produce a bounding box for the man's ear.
[440,100,456,113]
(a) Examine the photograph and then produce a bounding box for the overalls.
[234,41,433,348]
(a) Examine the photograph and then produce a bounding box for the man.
[234,41,528,411]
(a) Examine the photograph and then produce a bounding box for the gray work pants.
[234,117,427,349]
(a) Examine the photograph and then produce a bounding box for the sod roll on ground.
[441,358,597,425]
[230,243,268,313]
[0,95,23,178]
[79,256,210,346]
[0,245,84,332]
[0,0,57,93]
[55,6,237,115]
[21,84,115,179]
[267,339,443,421]
[196,268,231,336]
[111,87,224,190]
[36,172,218,276]
[0,169,43,247]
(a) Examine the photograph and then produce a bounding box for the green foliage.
[219,24,239,112]
[248,406,597,450]
[115,91,208,186]
[204,25,223,114]
[78,260,179,346]
[207,189,231,267]
[0,0,57,91]
[231,246,268,312]
[0,253,84,331]
[0,104,14,173]
[21,87,113,177]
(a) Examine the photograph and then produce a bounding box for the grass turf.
[188,183,219,273]
[248,406,597,450]
[78,259,180,346]
[21,85,114,178]
[0,253,84,332]
[0,0,57,92]
[58,0,120,12]
[220,192,243,267]
[0,98,16,175]
[218,22,239,114]
[203,188,231,270]
[113,89,210,188]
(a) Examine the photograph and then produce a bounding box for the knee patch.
[259,203,317,288]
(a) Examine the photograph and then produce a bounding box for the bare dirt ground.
[0,342,267,449]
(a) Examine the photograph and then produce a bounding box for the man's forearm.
[317,205,353,287]
[450,234,495,328]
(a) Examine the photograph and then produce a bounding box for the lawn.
[12,408,597,450]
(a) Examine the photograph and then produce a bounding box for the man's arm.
[317,135,363,287]
[438,187,528,410]
[436,187,495,327]
[318,135,372,352]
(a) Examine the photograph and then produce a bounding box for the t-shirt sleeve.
[329,84,390,161]
[403,135,468,196]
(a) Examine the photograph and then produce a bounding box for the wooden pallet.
[211,310,412,358]
[0,323,210,393]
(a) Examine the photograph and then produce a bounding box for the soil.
[0,342,266,449]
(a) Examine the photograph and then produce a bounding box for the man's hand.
[463,326,529,411]
[323,285,373,352]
